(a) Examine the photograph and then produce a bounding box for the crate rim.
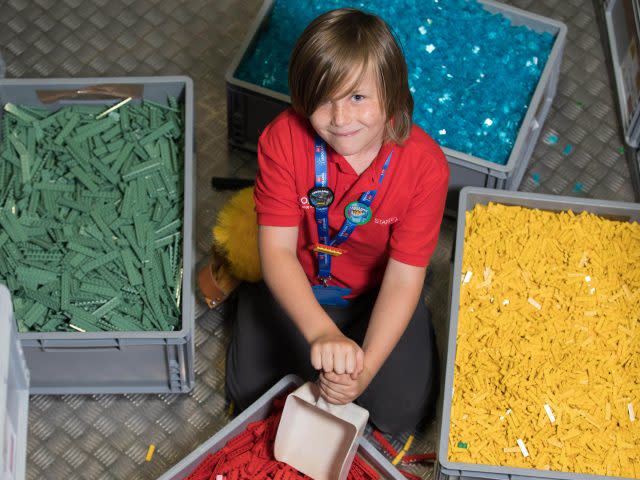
[0,75,194,85]
[456,186,640,212]
[224,0,567,172]
[438,186,640,480]
[0,285,29,480]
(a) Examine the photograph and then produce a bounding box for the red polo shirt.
[255,109,449,298]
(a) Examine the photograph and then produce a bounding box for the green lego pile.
[0,98,185,332]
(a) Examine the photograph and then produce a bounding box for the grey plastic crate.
[0,285,30,480]
[437,186,640,480]
[225,0,567,207]
[157,374,406,480]
[604,0,640,148]
[0,76,196,394]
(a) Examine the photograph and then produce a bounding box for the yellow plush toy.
[213,187,262,282]
[198,187,262,308]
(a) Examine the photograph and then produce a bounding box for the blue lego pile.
[235,0,555,165]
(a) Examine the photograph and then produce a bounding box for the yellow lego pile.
[449,202,640,478]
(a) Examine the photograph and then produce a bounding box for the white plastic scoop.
[274,381,369,480]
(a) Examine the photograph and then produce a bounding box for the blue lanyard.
[313,136,393,282]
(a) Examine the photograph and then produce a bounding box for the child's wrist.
[306,323,342,345]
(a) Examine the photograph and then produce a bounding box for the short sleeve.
[389,148,449,267]
[254,115,303,226]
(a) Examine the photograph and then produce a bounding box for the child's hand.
[310,333,364,378]
[318,369,372,405]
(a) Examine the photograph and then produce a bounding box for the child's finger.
[321,349,334,373]
[319,383,343,404]
[345,352,355,374]
[333,350,346,374]
[310,347,322,371]
[323,371,353,385]
[355,348,364,375]
[319,376,349,403]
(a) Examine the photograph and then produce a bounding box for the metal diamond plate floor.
[0,0,636,479]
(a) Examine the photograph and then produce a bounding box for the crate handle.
[38,341,122,352]
[39,346,122,352]
[36,84,143,104]
[531,118,540,131]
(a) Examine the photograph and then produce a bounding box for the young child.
[225,7,449,435]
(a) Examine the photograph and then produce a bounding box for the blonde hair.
[288,8,413,145]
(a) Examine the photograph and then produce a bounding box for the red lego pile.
[184,394,380,480]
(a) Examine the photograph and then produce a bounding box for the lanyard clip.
[319,276,330,287]
[311,243,346,256]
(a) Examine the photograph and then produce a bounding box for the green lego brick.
[105,137,125,153]
[155,219,181,237]
[53,113,80,146]
[143,99,180,113]
[139,121,176,146]
[110,143,134,175]
[4,103,38,124]
[70,165,99,192]
[40,316,65,332]
[76,250,119,278]
[119,106,131,132]
[34,182,75,192]
[88,155,120,185]
[22,301,48,328]
[122,160,161,182]
[92,296,121,318]
[101,123,121,143]
[120,248,143,286]
[17,265,58,285]
[99,148,119,165]
[79,282,119,298]
[8,132,31,184]
[38,108,67,129]
[64,306,101,332]
[67,241,101,258]
[90,210,116,246]
[57,196,90,213]
[0,209,28,242]
[72,117,116,143]
[23,287,60,312]
[60,271,71,310]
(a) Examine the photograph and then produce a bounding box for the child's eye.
[352,94,365,102]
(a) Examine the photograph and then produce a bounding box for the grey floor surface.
[0,0,637,479]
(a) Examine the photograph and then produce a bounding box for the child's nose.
[331,101,351,126]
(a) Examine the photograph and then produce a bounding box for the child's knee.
[366,393,429,435]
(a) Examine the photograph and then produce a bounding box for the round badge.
[308,186,334,208]
[344,201,372,225]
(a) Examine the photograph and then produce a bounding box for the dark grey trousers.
[225,281,438,435]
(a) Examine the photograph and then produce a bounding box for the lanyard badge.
[308,186,334,208]
[310,136,392,305]
[344,201,372,225]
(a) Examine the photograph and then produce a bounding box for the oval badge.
[344,201,372,225]
[308,187,334,208]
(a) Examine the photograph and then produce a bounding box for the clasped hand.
[310,333,371,404]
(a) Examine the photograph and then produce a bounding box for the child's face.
[309,66,386,162]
